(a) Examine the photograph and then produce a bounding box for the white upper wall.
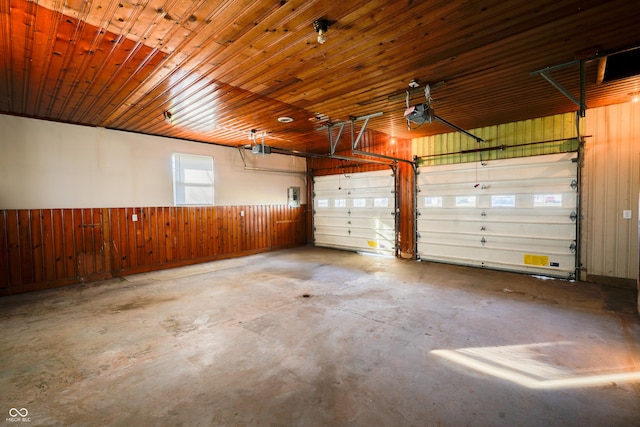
[0,115,307,209]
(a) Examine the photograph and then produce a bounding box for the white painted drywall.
[0,115,307,209]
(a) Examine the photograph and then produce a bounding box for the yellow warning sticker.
[524,254,549,266]
[367,240,378,248]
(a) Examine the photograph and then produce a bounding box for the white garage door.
[314,170,396,256]
[417,152,578,278]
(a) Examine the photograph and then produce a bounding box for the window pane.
[424,197,442,207]
[184,168,212,184]
[173,153,214,206]
[455,196,476,207]
[334,199,346,208]
[317,199,329,208]
[374,198,389,207]
[534,194,562,207]
[491,195,516,207]
[353,199,366,208]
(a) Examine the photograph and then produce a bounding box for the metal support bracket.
[328,122,346,156]
[348,111,414,166]
[532,59,587,117]
[351,112,384,150]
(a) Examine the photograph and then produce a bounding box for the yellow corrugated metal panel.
[413,113,578,166]
[583,102,640,280]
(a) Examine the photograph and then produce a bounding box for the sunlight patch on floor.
[432,342,640,389]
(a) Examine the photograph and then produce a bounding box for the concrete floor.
[1,247,639,426]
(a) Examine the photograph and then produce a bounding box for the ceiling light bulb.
[317,29,326,44]
[313,19,329,45]
[632,94,640,103]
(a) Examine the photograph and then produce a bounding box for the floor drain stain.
[302,294,311,298]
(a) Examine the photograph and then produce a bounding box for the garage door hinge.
[569,242,577,254]
[481,237,486,246]
[570,179,578,190]
[570,211,578,222]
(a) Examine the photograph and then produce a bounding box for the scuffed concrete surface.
[0,247,639,426]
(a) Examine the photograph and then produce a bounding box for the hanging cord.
[474,145,479,187]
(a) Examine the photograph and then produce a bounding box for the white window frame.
[172,153,214,206]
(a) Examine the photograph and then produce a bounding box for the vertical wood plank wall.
[0,205,307,295]
[583,103,640,282]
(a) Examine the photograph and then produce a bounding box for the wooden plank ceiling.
[1,0,639,154]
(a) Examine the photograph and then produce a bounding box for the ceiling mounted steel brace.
[320,112,383,156]
[531,60,587,117]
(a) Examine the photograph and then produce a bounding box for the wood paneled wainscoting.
[0,205,308,295]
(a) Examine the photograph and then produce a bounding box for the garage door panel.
[419,206,578,218]
[420,230,572,247]
[348,217,395,229]
[421,155,576,182]
[420,197,577,209]
[347,228,395,241]
[422,178,575,194]
[315,234,395,253]
[315,225,393,239]
[315,214,394,227]
[419,221,576,239]
[419,244,575,275]
[417,153,578,278]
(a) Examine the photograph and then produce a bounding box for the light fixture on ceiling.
[313,19,329,44]
[278,116,294,123]
[631,92,640,103]
[163,110,174,124]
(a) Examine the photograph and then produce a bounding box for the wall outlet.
[623,210,632,219]
[131,213,138,222]
[240,210,245,217]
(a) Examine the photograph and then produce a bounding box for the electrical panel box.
[288,187,300,207]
